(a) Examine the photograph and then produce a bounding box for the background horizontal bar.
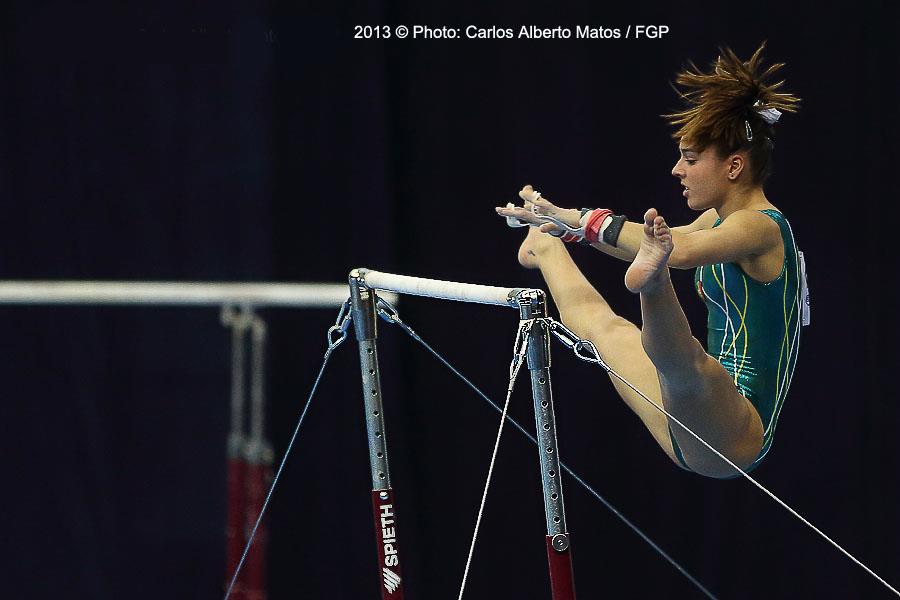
[0,281,398,308]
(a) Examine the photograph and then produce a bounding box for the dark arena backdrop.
[2,2,898,599]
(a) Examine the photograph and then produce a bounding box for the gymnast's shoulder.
[670,209,781,269]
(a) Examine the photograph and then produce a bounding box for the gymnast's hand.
[495,185,582,234]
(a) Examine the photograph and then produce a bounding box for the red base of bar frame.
[243,463,272,600]
[371,489,404,599]
[226,458,247,599]
[545,534,576,600]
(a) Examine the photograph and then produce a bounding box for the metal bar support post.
[349,270,405,599]
[518,290,576,600]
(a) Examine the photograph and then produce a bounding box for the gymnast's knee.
[677,434,763,479]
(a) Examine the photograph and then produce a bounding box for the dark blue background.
[2,1,898,598]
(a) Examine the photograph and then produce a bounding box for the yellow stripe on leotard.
[709,264,750,385]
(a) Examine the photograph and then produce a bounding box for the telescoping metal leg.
[350,271,405,599]
[519,291,576,600]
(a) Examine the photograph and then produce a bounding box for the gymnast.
[496,44,806,478]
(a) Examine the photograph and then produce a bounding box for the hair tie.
[753,99,782,125]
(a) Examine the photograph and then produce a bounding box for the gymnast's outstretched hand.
[495,185,582,235]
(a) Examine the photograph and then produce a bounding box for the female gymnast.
[496,44,805,479]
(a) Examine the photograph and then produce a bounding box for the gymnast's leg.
[517,225,684,467]
[625,209,764,478]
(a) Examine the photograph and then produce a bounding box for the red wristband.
[584,209,613,244]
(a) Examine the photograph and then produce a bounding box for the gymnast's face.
[671,142,731,210]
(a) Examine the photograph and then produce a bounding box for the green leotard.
[670,209,803,472]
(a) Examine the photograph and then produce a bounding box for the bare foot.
[517,223,564,269]
[624,208,673,293]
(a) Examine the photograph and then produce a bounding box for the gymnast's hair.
[664,42,801,185]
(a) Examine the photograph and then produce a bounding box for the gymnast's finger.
[495,205,540,224]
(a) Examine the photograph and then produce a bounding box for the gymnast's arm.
[497,199,778,270]
[661,209,783,269]
[497,199,720,267]
[587,209,781,269]
[584,209,719,266]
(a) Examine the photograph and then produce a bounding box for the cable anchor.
[327,299,353,349]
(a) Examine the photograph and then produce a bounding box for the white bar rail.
[357,269,530,307]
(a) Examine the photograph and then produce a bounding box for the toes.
[643,208,659,235]
[652,216,672,245]
[532,196,551,210]
[519,184,536,202]
[652,213,669,232]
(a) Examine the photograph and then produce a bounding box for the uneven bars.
[356,269,531,308]
[0,281,398,308]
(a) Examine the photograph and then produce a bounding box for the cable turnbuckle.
[547,318,611,372]
[376,297,401,325]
